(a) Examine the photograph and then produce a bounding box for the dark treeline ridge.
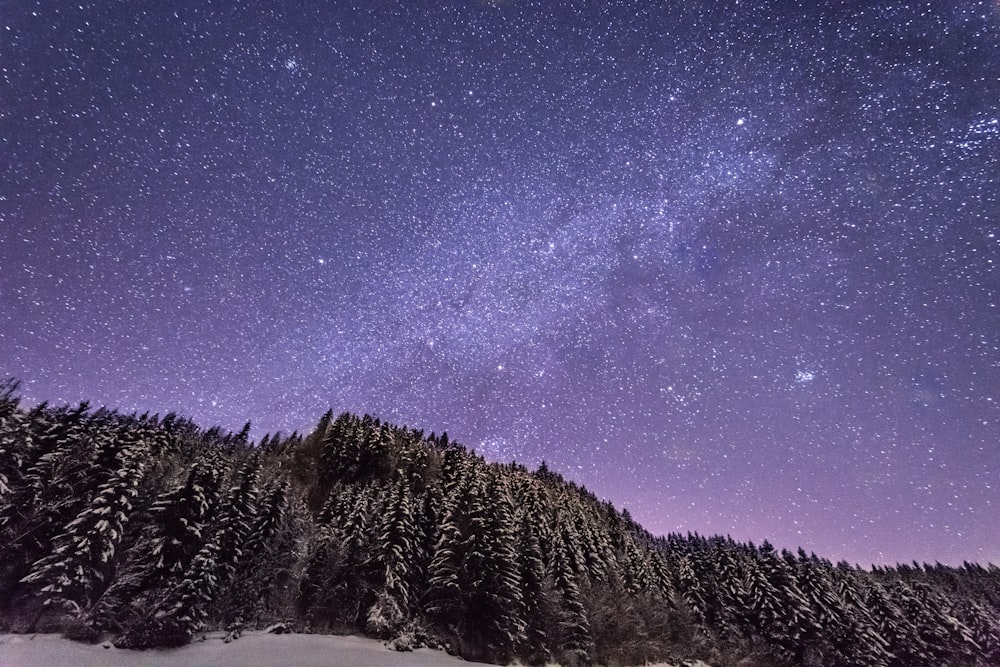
[0,379,998,666]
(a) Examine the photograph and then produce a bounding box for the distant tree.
[794,551,890,666]
[319,413,362,483]
[956,597,1000,664]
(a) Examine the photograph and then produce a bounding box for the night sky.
[2,1,998,567]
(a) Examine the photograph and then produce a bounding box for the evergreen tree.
[676,553,708,630]
[551,524,595,667]
[956,598,1000,664]
[111,458,226,646]
[211,457,260,586]
[425,469,528,661]
[134,540,223,648]
[473,476,525,662]
[366,477,418,637]
[0,403,98,599]
[752,544,817,659]
[866,579,932,666]
[142,463,223,588]
[0,378,27,502]
[319,413,362,483]
[298,482,379,629]
[708,543,747,644]
[20,436,147,632]
[230,479,296,624]
[795,552,890,666]
[516,509,553,665]
[423,480,471,639]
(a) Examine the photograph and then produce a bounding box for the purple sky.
[2,0,998,567]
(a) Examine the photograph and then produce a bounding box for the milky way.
[2,1,998,566]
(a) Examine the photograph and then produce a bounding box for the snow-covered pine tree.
[676,553,708,630]
[474,475,525,663]
[752,544,818,660]
[211,456,260,585]
[355,422,393,481]
[955,597,1000,664]
[336,481,382,625]
[516,505,554,664]
[573,508,610,583]
[243,479,289,557]
[111,456,226,647]
[739,551,785,649]
[133,539,223,648]
[646,547,675,602]
[0,403,99,599]
[204,456,264,632]
[832,562,891,654]
[422,483,468,638]
[232,479,296,624]
[551,524,595,667]
[438,446,470,499]
[20,435,148,634]
[553,505,588,580]
[412,483,441,599]
[794,550,890,666]
[118,451,244,647]
[865,579,933,666]
[0,378,28,503]
[297,522,341,626]
[319,413,363,483]
[900,580,978,664]
[298,481,379,629]
[143,463,223,587]
[620,533,653,596]
[424,468,526,662]
[706,541,746,644]
[366,477,418,638]
[298,481,364,624]
[396,434,431,492]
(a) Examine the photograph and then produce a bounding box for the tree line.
[0,378,998,666]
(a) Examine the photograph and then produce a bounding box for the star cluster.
[2,0,998,566]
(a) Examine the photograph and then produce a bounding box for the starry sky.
[2,0,999,567]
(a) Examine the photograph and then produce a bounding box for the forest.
[0,377,998,666]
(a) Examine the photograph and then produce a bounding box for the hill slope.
[0,381,998,666]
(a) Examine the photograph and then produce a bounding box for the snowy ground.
[0,632,696,667]
[0,631,694,666]
[0,631,499,667]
